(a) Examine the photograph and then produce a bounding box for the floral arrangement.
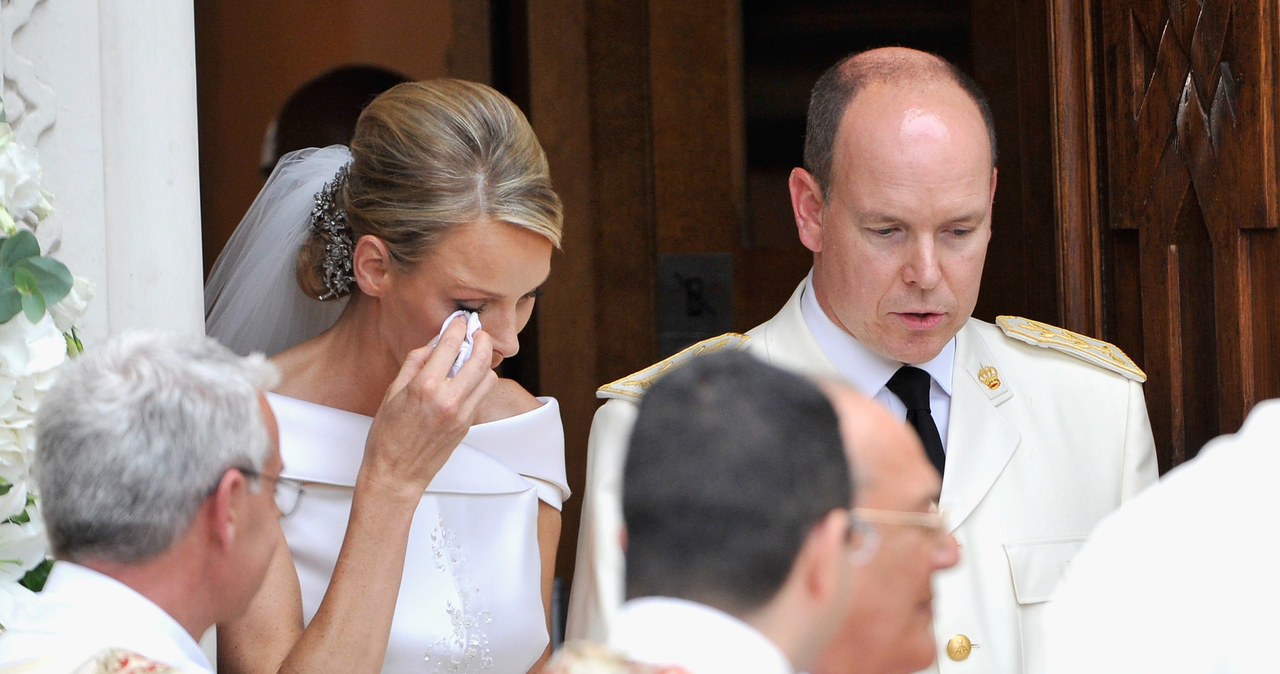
[0,97,92,595]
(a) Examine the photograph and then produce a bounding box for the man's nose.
[903,238,942,289]
[934,532,961,569]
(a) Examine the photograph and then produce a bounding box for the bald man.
[570,47,1158,674]
[813,384,959,674]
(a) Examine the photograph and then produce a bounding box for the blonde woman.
[205,80,567,673]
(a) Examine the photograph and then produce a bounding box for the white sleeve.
[565,398,638,642]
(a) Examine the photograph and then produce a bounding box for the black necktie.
[886,365,946,477]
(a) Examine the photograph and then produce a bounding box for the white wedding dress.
[208,146,569,671]
[270,392,569,673]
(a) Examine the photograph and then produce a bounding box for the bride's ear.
[353,235,393,297]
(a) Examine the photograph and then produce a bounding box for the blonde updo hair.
[297,79,563,299]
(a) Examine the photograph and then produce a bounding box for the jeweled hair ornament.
[309,163,354,300]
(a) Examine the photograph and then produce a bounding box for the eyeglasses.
[846,513,881,565]
[237,468,306,518]
[851,502,949,537]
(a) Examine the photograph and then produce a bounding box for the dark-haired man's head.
[623,351,862,670]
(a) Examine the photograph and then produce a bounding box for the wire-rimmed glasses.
[846,512,881,565]
[238,468,306,518]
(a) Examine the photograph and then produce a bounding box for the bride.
[205,79,567,673]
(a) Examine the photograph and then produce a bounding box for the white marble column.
[3,3,209,658]
[2,0,204,344]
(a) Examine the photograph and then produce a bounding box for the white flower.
[3,374,43,425]
[0,513,47,584]
[0,99,73,592]
[2,369,61,469]
[0,425,35,471]
[0,462,30,521]
[0,372,17,421]
[0,121,53,234]
[0,312,67,379]
[48,275,94,333]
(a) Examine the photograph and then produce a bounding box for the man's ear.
[789,168,826,254]
[800,509,852,602]
[353,234,393,297]
[207,468,249,550]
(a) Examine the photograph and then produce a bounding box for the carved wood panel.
[1098,0,1280,471]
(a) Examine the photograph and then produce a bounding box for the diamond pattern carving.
[1107,0,1276,235]
[1099,0,1279,471]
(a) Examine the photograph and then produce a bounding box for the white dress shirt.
[799,273,955,449]
[0,562,212,673]
[609,597,794,674]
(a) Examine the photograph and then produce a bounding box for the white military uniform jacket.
[567,280,1159,674]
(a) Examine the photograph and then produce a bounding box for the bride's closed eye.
[456,287,543,314]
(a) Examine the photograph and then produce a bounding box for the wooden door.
[526,0,802,584]
[526,0,1280,588]
[525,0,1066,583]
[1093,0,1280,470]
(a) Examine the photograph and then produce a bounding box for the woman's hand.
[229,316,500,673]
[361,314,498,497]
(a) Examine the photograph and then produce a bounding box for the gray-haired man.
[0,332,288,672]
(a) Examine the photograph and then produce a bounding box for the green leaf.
[15,265,46,323]
[0,229,39,266]
[0,242,18,322]
[21,286,46,323]
[0,287,20,322]
[19,558,53,592]
[0,232,73,323]
[14,265,37,294]
[65,327,84,356]
[20,256,71,306]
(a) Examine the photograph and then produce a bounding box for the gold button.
[946,634,973,661]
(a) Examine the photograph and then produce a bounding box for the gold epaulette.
[996,316,1146,382]
[596,333,752,401]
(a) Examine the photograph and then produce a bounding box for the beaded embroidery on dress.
[425,516,495,672]
[270,392,567,672]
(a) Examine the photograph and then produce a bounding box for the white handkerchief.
[431,310,482,377]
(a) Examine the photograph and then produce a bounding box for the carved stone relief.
[1,0,56,146]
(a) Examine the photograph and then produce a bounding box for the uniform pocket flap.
[1003,537,1086,605]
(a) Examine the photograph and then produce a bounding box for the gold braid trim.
[996,316,1146,382]
[596,333,751,401]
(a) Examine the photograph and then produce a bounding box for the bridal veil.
[205,146,352,357]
